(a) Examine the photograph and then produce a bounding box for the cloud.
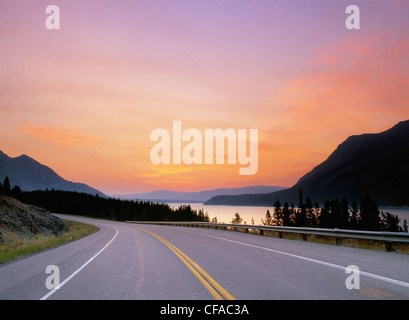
[271,33,409,135]
[20,125,102,147]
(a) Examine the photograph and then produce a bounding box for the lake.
[168,203,409,227]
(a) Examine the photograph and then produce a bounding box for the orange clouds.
[272,34,409,131]
[20,125,102,147]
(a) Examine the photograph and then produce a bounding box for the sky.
[1,0,409,195]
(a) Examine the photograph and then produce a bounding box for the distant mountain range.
[3,119,408,207]
[0,149,285,203]
[205,120,409,207]
[113,185,287,203]
[0,150,106,196]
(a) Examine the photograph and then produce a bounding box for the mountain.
[114,185,287,203]
[0,150,106,196]
[205,120,409,207]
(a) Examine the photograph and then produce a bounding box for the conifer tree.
[282,202,292,226]
[296,188,307,227]
[3,177,11,195]
[273,199,282,226]
[359,192,381,231]
[262,210,273,226]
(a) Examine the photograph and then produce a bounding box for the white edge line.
[40,227,119,300]
[184,229,409,289]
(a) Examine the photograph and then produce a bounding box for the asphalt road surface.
[1,215,409,300]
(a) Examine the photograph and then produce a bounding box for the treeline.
[262,189,408,232]
[0,177,210,222]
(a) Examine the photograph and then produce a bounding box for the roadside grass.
[0,219,98,265]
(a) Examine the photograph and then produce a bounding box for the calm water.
[168,203,409,227]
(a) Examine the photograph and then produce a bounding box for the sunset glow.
[1,0,408,195]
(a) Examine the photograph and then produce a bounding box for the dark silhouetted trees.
[267,189,407,232]
[12,189,210,222]
[2,180,407,232]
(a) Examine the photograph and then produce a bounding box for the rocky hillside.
[0,195,68,242]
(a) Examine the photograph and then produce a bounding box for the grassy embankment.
[0,219,98,264]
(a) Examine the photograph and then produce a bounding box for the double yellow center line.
[138,228,235,300]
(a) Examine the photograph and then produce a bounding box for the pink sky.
[1,0,409,195]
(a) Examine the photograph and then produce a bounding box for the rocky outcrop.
[0,195,68,241]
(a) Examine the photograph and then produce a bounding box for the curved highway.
[1,215,409,300]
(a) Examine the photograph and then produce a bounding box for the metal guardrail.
[126,221,409,252]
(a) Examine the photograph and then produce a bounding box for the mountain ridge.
[205,120,409,207]
[0,150,106,197]
[113,185,287,203]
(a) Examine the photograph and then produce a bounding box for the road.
[1,215,409,300]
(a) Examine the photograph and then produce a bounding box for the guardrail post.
[302,234,307,241]
[336,237,342,246]
[385,241,394,252]
[260,230,264,236]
